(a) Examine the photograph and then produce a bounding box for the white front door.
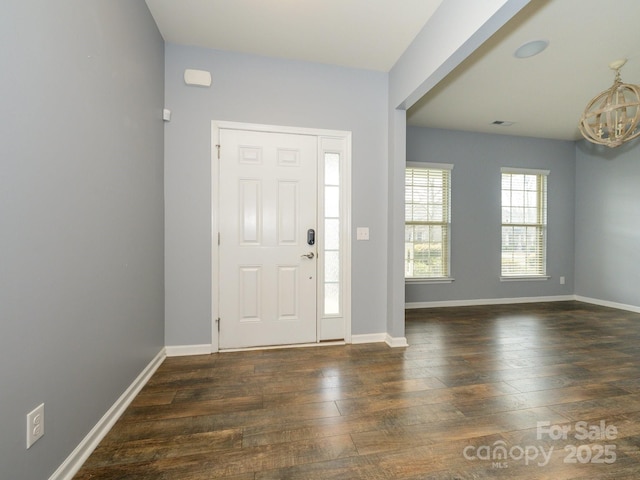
[218,128,318,349]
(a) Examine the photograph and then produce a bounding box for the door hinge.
[215,144,221,159]
[217,232,220,245]
[216,317,220,332]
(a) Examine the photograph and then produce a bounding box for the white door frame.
[211,121,352,352]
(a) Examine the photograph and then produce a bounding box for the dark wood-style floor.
[74,301,640,479]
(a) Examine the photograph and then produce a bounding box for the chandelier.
[579,59,640,148]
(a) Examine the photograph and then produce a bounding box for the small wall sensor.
[162,108,171,122]
[184,69,212,87]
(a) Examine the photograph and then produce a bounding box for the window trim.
[500,167,549,278]
[406,277,455,285]
[500,275,550,282]
[407,161,454,171]
[405,162,453,281]
[500,167,550,176]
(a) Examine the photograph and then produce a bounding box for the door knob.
[301,252,315,259]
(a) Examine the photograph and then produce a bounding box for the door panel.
[239,180,261,244]
[239,266,261,322]
[219,129,318,349]
[277,266,298,319]
[278,181,298,244]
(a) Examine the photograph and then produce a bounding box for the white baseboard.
[350,333,408,348]
[50,348,166,480]
[575,295,640,314]
[406,294,640,314]
[406,295,575,309]
[351,333,387,344]
[165,344,213,357]
[385,334,409,348]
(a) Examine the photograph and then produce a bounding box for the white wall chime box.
[184,69,212,87]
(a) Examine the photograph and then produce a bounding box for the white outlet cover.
[26,403,44,449]
[356,227,370,240]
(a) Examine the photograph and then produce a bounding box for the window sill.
[500,275,550,282]
[405,277,455,285]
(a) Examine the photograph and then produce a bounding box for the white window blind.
[501,168,548,277]
[405,163,452,279]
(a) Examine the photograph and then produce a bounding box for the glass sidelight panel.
[323,153,341,316]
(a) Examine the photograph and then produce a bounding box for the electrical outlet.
[26,403,44,449]
[560,276,566,285]
[356,227,370,241]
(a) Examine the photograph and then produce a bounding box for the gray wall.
[575,140,640,307]
[0,2,165,478]
[164,45,389,345]
[406,127,576,304]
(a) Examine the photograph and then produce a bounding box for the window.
[405,163,452,280]
[501,168,548,277]
[323,152,341,315]
[317,135,350,342]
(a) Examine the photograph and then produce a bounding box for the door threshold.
[219,340,346,353]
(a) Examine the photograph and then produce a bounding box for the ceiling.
[144,0,442,72]
[146,0,640,141]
